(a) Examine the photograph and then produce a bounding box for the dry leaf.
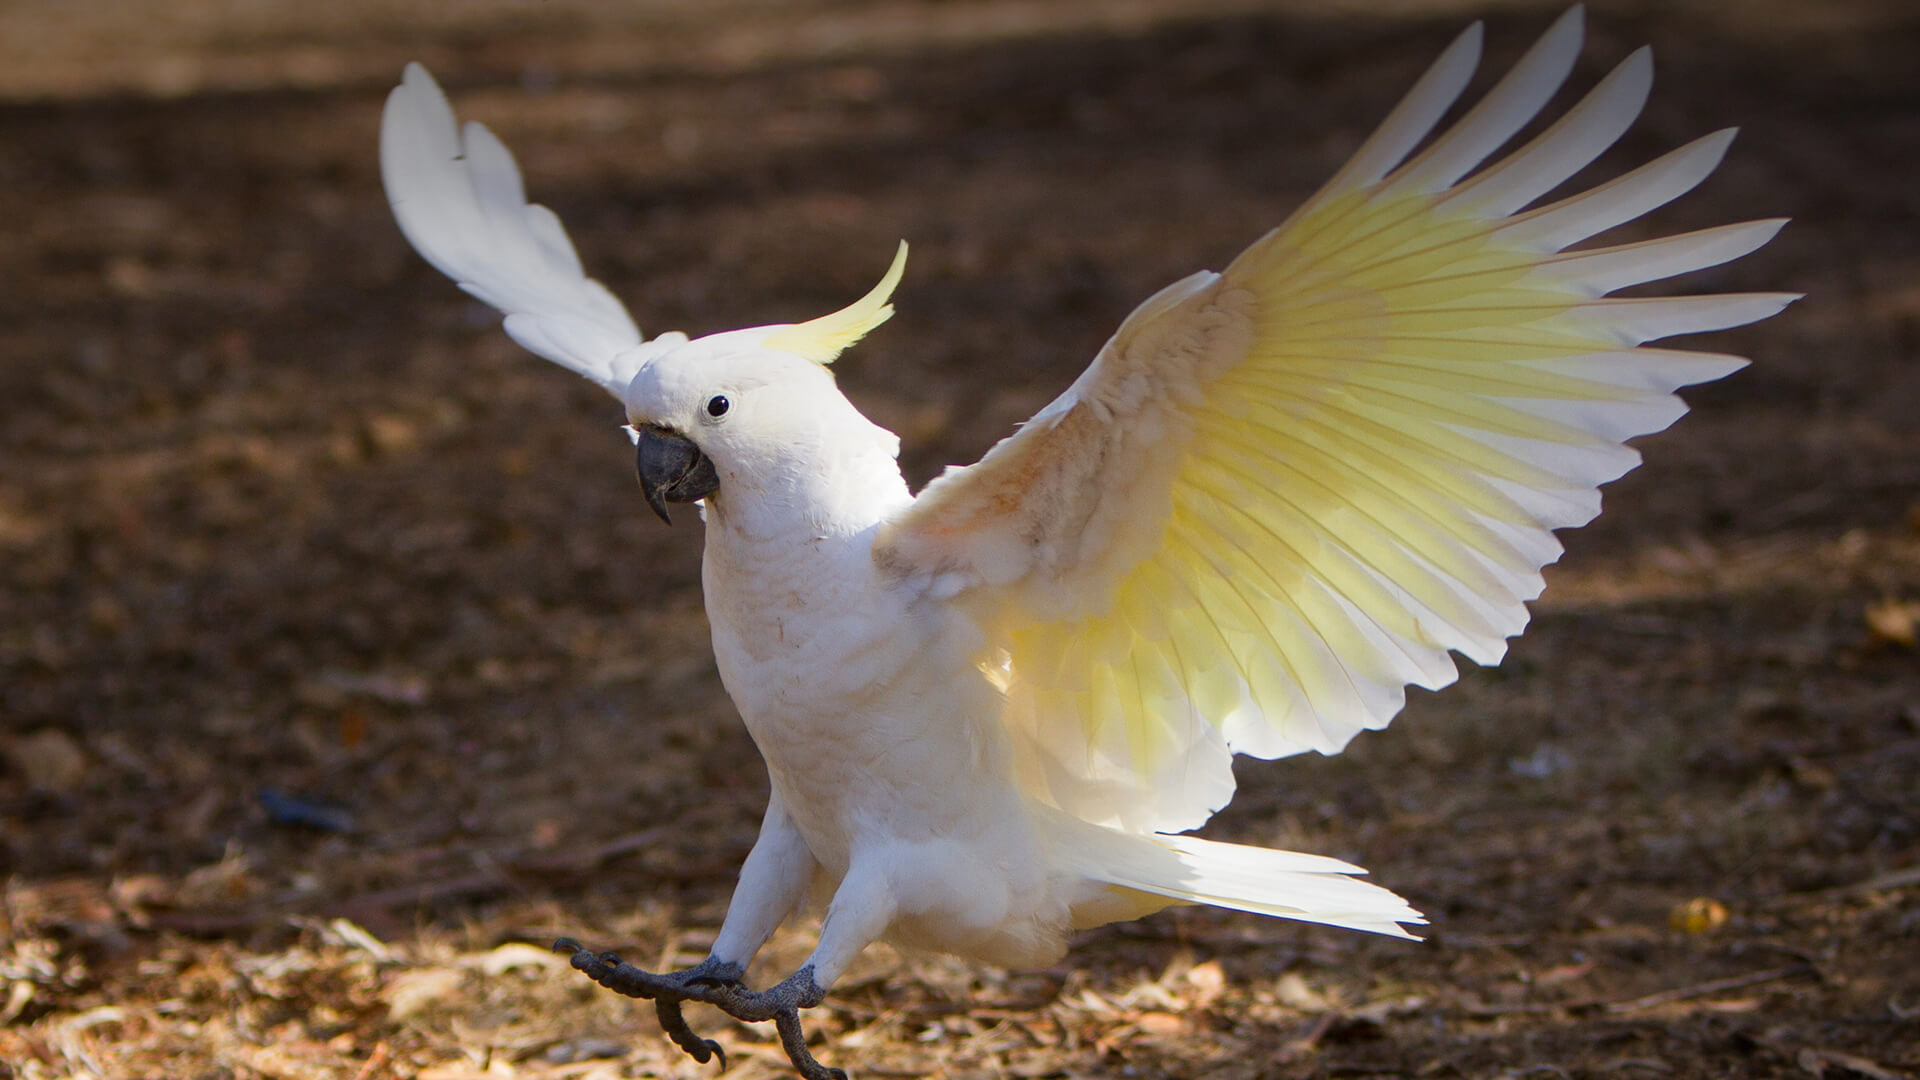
[3,729,88,793]
[1132,1011,1186,1036]
[383,969,468,1021]
[179,846,264,907]
[470,943,567,976]
[1184,959,1227,1008]
[1273,972,1331,1012]
[1864,599,1919,647]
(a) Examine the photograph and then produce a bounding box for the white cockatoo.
[381,9,1791,1078]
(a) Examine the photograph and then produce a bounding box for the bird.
[379,8,1792,1078]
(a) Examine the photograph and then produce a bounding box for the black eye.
[706,395,730,418]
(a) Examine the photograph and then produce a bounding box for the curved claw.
[771,999,844,1080]
[656,998,725,1069]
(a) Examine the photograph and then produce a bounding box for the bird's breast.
[699,524,1011,860]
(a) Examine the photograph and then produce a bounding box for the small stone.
[1864,599,1919,648]
[1669,897,1729,934]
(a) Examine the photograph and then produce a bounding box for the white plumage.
[381,9,1792,1076]
[379,63,657,393]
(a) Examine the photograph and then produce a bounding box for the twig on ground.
[350,1041,391,1080]
[1602,965,1813,1014]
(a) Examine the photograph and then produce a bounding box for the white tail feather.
[1057,816,1426,940]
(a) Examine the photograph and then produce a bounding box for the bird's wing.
[381,63,648,397]
[873,9,1795,833]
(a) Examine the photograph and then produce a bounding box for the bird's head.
[620,243,908,525]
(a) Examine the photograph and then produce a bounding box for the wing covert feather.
[874,10,1794,833]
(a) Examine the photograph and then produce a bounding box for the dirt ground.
[1,1,1916,1078]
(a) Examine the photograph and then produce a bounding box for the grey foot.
[554,938,845,1080]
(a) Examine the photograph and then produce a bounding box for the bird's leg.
[556,853,894,1080]
[709,793,818,967]
[555,794,825,1073]
[707,855,895,1079]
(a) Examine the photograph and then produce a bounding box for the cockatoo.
[381,9,1791,1078]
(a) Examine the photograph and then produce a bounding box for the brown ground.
[1,2,1917,1078]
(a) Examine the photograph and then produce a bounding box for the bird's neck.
[702,436,912,545]
[696,437,918,693]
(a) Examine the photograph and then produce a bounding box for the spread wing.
[874,9,1796,834]
[381,63,654,397]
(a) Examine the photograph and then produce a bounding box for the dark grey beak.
[636,426,720,524]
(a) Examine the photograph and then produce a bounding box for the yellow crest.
[762,242,908,364]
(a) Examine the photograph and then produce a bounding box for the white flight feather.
[1528,218,1788,295]
[1307,21,1483,206]
[874,6,1796,837]
[1495,127,1739,251]
[381,63,644,396]
[1378,5,1584,197]
[1439,46,1652,218]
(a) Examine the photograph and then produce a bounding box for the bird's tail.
[1052,814,1426,940]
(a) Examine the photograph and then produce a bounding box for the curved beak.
[635,426,720,524]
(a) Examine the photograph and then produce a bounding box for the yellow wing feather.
[876,9,1795,833]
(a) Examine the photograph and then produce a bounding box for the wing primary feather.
[1210,380,1597,528]
[1441,46,1653,218]
[1184,461,1518,663]
[1200,392,1567,545]
[1311,350,1654,399]
[1180,447,1522,654]
[1224,379,1618,524]
[1494,127,1739,251]
[1381,6,1586,197]
[1308,21,1486,204]
[1375,217,1784,298]
[1519,347,1750,393]
[1234,366,1619,450]
[1195,412,1548,584]
[1528,219,1789,295]
[1563,291,1803,344]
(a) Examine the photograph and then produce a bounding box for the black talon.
[656,998,725,1068]
[770,994,844,1080]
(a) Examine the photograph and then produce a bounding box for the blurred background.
[0,1,1915,1077]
